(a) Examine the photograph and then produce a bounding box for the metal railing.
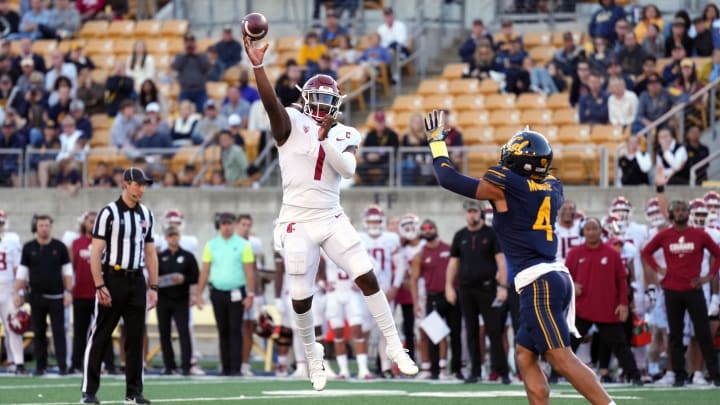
[0,148,24,187]
[23,148,60,187]
[338,64,378,123]
[690,148,720,187]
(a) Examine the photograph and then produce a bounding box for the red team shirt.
[566,243,629,323]
[641,227,720,292]
[71,234,96,299]
[419,241,451,293]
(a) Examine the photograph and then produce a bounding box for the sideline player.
[245,35,417,391]
[424,110,616,405]
[0,210,24,374]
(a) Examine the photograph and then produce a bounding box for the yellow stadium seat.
[134,20,162,38]
[78,20,110,38]
[355,34,373,52]
[532,125,559,145]
[171,146,201,174]
[84,39,114,56]
[107,20,136,37]
[207,81,228,101]
[277,36,304,52]
[547,92,571,110]
[89,128,110,148]
[197,38,216,53]
[241,130,262,162]
[448,78,480,95]
[477,79,500,95]
[453,94,485,112]
[467,149,498,178]
[521,109,554,126]
[90,114,112,130]
[484,93,516,110]
[57,39,86,54]
[422,95,454,111]
[442,63,468,80]
[417,79,450,96]
[160,20,189,37]
[554,145,599,184]
[113,38,135,55]
[552,108,578,126]
[462,126,495,145]
[557,125,591,144]
[390,94,424,112]
[656,57,673,74]
[90,69,108,83]
[488,110,521,127]
[94,54,116,71]
[222,65,242,86]
[516,93,548,110]
[30,39,57,55]
[552,31,584,47]
[457,110,490,127]
[493,126,523,145]
[529,46,555,64]
[524,31,553,48]
[154,53,173,72]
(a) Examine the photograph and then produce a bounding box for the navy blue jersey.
[483,165,564,273]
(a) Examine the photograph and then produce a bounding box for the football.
[241,12,268,41]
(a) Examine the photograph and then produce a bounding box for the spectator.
[16,0,49,40]
[616,32,647,76]
[665,17,692,57]
[194,100,228,145]
[227,114,245,147]
[617,135,651,186]
[109,99,140,148]
[504,51,530,95]
[553,31,585,76]
[357,32,393,80]
[608,75,638,127]
[297,31,327,70]
[137,78,159,111]
[221,86,249,127]
[566,218,642,385]
[692,16,714,57]
[274,59,303,107]
[494,19,523,55]
[132,116,172,151]
[359,110,399,186]
[55,158,81,194]
[214,25,242,69]
[679,125,709,185]
[48,77,73,123]
[304,53,337,81]
[0,0,21,38]
[633,56,658,95]
[0,120,23,186]
[655,126,688,184]
[110,166,124,186]
[634,4,664,43]
[217,130,248,186]
[569,60,591,107]
[177,164,197,187]
[662,44,686,84]
[462,39,502,81]
[0,72,12,101]
[90,160,114,187]
[38,115,87,188]
[611,19,631,53]
[578,72,609,124]
[45,50,77,94]
[377,7,409,59]
[173,33,210,114]
[11,37,45,74]
[104,60,134,117]
[320,10,348,49]
[246,99,270,134]
[528,59,564,95]
[144,102,170,136]
[330,33,358,68]
[699,48,720,83]
[588,36,612,73]
[589,0,627,46]
[75,66,104,115]
[23,81,49,131]
[14,57,37,96]
[459,19,493,64]
[399,113,431,186]
[28,120,60,183]
[237,68,259,105]
[604,59,635,94]
[641,23,665,59]
[672,58,706,129]
[126,40,155,92]
[64,44,95,72]
[170,100,200,146]
[47,0,80,39]
[161,170,178,187]
[202,168,227,189]
[497,37,527,69]
[633,73,673,134]
[75,0,105,22]
[206,46,225,82]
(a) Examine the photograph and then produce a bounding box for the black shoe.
[81,393,100,404]
[464,375,479,383]
[382,369,395,379]
[600,374,614,383]
[58,367,67,376]
[32,369,45,377]
[14,365,26,375]
[547,374,558,384]
[454,371,464,381]
[714,377,720,387]
[632,377,644,386]
[124,395,151,404]
[161,368,177,376]
[501,374,512,385]
[673,379,686,387]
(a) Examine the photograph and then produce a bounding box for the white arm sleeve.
[320,139,356,179]
[635,151,652,173]
[16,265,29,281]
[392,253,406,289]
[62,263,73,278]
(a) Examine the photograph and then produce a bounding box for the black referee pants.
[82,272,147,397]
[665,288,720,381]
[571,316,640,379]
[157,296,191,373]
[30,294,66,372]
[72,298,116,372]
[210,288,245,375]
[459,285,509,378]
[426,292,462,377]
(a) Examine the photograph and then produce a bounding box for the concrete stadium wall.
[0,186,705,264]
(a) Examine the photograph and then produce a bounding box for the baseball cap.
[228,113,242,126]
[123,167,153,185]
[0,210,6,223]
[463,200,481,211]
[70,99,85,111]
[223,24,232,32]
[164,226,180,236]
[145,102,160,113]
[204,99,216,109]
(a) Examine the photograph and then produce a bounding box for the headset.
[668,200,687,222]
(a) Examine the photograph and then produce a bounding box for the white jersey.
[700,227,720,300]
[394,239,426,288]
[622,222,649,286]
[324,252,355,293]
[62,231,79,247]
[0,233,21,284]
[155,234,199,256]
[554,221,583,261]
[248,235,264,271]
[277,108,361,223]
[359,231,400,291]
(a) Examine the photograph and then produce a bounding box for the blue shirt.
[483,165,563,272]
[578,92,609,124]
[202,235,254,291]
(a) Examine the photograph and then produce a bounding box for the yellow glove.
[424,109,449,159]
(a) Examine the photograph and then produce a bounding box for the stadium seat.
[457,110,490,127]
[336,65,367,111]
[590,125,628,144]
[532,125,559,145]
[197,38,216,53]
[94,54,116,71]
[484,93,516,110]
[552,31,584,48]
[30,39,57,56]
[462,125,495,145]
[557,124,591,144]
[113,38,135,55]
[417,79,450,96]
[521,109,553,126]
[554,145,600,184]
[422,95,454,111]
[90,69,108,83]
[134,20,162,38]
[516,93,548,110]
[390,94,424,112]
[442,63,468,80]
[552,108,578,126]
[355,34,373,52]
[207,82,228,102]
[222,65,242,86]
[448,79,480,95]
[160,20,189,37]
[489,110,521,127]
[277,36,304,53]
[494,126,523,145]
[90,114,112,130]
[453,94,485,112]
[529,46,555,64]
[241,130,262,162]
[477,79,500,94]
[84,39,114,56]
[388,111,414,133]
[467,149,498,178]
[78,20,110,38]
[656,57,673,73]
[547,92,571,110]
[154,53,173,73]
[524,32,553,48]
[57,39,87,54]
[145,38,178,55]
[89,128,110,148]
[170,146,201,174]
[107,20,136,37]
[277,51,298,67]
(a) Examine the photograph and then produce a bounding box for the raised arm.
[243,37,292,146]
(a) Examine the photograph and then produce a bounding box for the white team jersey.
[359,231,400,290]
[248,235,264,271]
[622,222,649,285]
[394,239,426,287]
[554,221,584,261]
[277,108,361,223]
[700,227,720,300]
[62,230,79,247]
[0,233,21,284]
[155,234,199,257]
[324,252,355,293]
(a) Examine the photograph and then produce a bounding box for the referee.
[81,167,158,405]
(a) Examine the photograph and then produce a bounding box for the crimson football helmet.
[609,196,632,233]
[398,213,420,241]
[255,310,275,338]
[602,214,624,238]
[363,204,386,237]
[689,198,709,228]
[7,308,31,334]
[300,74,344,122]
[162,209,185,229]
[703,191,720,222]
[644,197,666,228]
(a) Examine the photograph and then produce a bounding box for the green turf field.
[0,375,718,405]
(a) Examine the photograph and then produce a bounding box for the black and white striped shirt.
[92,197,155,270]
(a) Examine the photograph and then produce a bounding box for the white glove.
[274,297,285,317]
[644,285,657,312]
[709,294,720,317]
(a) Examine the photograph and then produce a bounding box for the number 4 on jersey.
[533,196,553,241]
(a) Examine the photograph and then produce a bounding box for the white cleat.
[386,347,419,376]
[357,370,375,380]
[323,360,337,378]
[415,370,433,380]
[291,363,308,379]
[307,342,327,391]
[656,371,675,386]
[692,371,709,385]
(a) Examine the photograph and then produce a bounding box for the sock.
[336,354,349,374]
[364,291,402,351]
[439,358,447,369]
[379,335,391,371]
[278,355,287,366]
[293,333,306,362]
[421,362,431,371]
[356,353,369,373]
[295,309,316,354]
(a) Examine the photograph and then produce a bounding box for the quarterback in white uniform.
[248,37,417,390]
[0,210,25,373]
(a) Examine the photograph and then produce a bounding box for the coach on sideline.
[81,167,158,405]
[196,212,255,376]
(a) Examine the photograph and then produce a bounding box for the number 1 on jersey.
[314,146,326,180]
[533,196,553,241]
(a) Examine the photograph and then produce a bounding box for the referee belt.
[104,264,143,277]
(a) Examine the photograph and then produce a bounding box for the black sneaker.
[81,393,100,404]
[124,395,151,404]
[632,377,644,386]
[464,375,479,384]
[600,374,615,383]
[714,377,720,387]
[32,368,45,377]
[673,378,686,387]
[14,365,26,375]
[501,374,512,385]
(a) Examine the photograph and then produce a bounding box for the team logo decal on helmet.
[500,128,553,178]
